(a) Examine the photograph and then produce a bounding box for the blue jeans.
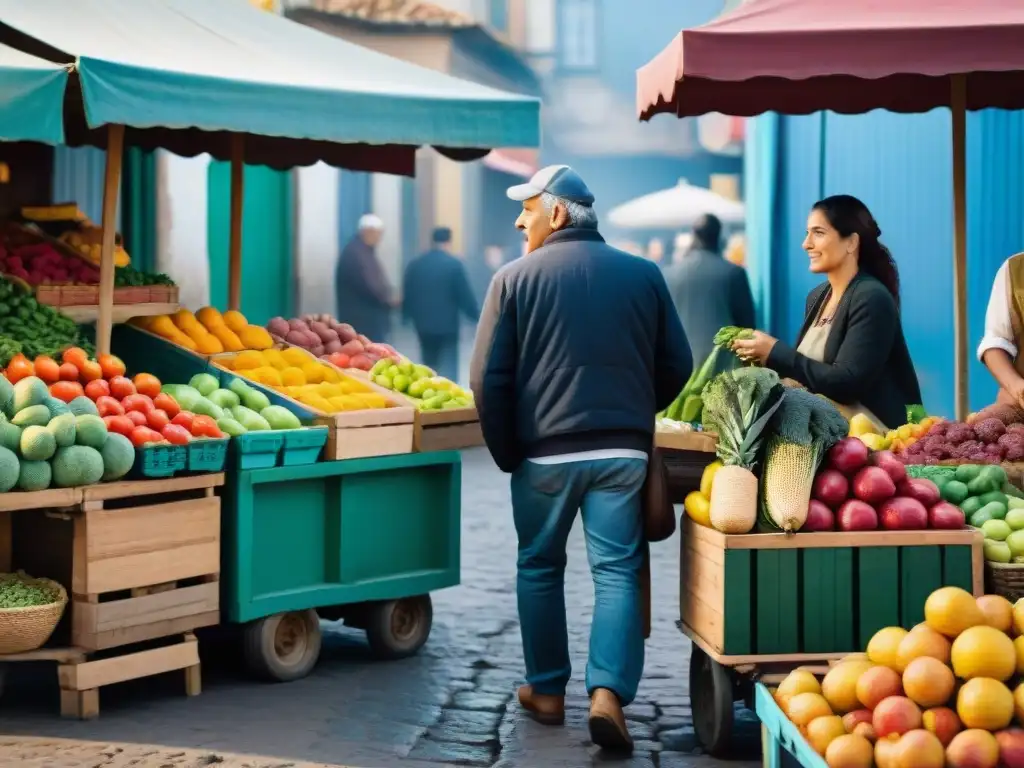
[511,457,647,705]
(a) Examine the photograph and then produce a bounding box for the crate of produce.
[186,437,229,473]
[111,324,214,384]
[681,518,983,661]
[130,443,187,479]
[230,431,285,470]
[113,286,151,304]
[212,348,415,460]
[280,426,329,466]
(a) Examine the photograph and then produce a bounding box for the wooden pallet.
[0,632,201,720]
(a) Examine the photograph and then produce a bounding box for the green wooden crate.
[681,520,981,660]
[221,451,461,624]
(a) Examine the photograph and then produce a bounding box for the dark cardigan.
[766,272,922,429]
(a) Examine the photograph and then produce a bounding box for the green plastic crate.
[131,443,188,478]
[187,437,229,472]
[231,431,285,470]
[280,427,328,466]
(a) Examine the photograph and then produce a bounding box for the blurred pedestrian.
[470,165,691,752]
[335,214,398,342]
[402,227,478,381]
[663,213,755,369]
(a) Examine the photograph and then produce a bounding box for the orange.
[78,360,103,382]
[33,355,60,384]
[61,346,89,369]
[132,372,161,399]
[98,353,126,379]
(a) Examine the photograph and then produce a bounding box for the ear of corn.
[760,437,816,532]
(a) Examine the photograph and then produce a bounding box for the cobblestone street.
[0,446,760,768]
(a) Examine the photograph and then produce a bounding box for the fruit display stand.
[0,473,222,718]
[681,517,983,755]
[221,451,459,681]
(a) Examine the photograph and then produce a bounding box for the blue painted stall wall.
[762,109,1024,418]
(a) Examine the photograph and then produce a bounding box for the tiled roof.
[309,0,476,27]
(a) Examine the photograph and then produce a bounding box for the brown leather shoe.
[588,688,633,752]
[518,685,565,725]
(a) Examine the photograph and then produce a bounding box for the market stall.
[0,0,538,718]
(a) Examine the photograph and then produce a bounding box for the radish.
[878,497,928,530]
[896,478,941,508]
[827,437,870,476]
[871,450,907,483]
[837,499,878,531]
[803,500,835,531]
[929,501,966,530]
[852,466,897,504]
[812,469,849,509]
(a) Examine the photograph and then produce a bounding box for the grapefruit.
[897,623,951,667]
[946,728,1000,768]
[893,729,944,768]
[1015,635,1024,675]
[957,678,1014,731]
[922,706,962,747]
[822,660,874,713]
[951,625,1016,681]
[867,626,909,671]
[902,656,955,708]
[856,665,902,710]
[777,669,822,701]
[1014,598,1024,635]
[825,733,873,768]
[873,696,922,739]
[788,692,833,727]
[925,587,985,638]
[1014,682,1024,724]
[977,595,1014,633]
[807,715,847,756]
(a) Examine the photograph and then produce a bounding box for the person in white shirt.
[979,253,1024,408]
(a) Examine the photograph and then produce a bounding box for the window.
[558,0,597,71]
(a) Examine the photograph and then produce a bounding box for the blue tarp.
[0,0,539,170]
[0,44,67,144]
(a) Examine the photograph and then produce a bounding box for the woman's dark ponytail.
[813,195,900,309]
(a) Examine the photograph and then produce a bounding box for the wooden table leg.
[0,511,11,573]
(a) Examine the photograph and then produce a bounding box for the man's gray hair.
[540,192,599,230]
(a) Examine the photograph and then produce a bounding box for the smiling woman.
[732,195,921,430]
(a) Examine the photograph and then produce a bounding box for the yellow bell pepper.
[700,460,723,500]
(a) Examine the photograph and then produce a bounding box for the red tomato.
[104,414,135,436]
[96,395,125,417]
[190,414,219,437]
[122,394,154,414]
[130,425,161,447]
[84,379,110,401]
[171,411,195,431]
[58,362,80,382]
[161,424,191,445]
[126,410,148,427]
[153,392,180,419]
[109,375,136,400]
[147,408,170,431]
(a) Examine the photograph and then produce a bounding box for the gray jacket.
[662,249,755,367]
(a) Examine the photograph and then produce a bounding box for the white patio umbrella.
[607,179,745,229]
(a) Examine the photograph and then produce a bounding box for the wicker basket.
[985,562,1024,602]
[0,574,68,654]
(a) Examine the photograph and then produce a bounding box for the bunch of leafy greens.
[701,367,785,469]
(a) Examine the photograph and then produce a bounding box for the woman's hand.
[732,331,778,365]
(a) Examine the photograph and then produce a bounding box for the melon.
[52,445,104,488]
[0,446,18,491]
[708,464,757,533]
[100,433,134,481]
[47,413,76,448]
[12,376,47,412]
[17,460,50,492]
[20,425,56,462]
[0,418,21,453]
[74,415,108,450]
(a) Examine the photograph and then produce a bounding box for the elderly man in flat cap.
[470,165,692,752]
[335,213,399,342]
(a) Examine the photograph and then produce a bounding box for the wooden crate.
[681,518,983,665]
[412,406,482,452]
[657,429,718,503]
[66,475,224,650]
[0,632,201,720]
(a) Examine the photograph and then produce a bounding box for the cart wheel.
[365,594,433,660]
[242,609,322,682]
[689,644,735,757]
